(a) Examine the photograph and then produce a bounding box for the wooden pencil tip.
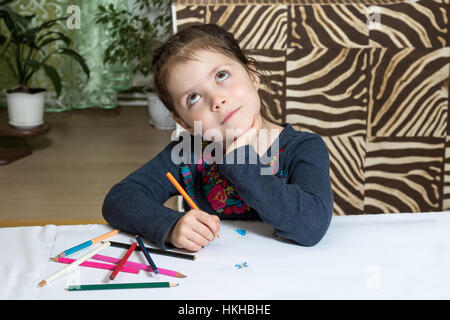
[38,280,47,287]
[177,272,187,278]
[50,257,58,262]
[170,282,179,287]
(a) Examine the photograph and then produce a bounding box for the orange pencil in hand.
[165,171,219,238]
[166,171,199,210]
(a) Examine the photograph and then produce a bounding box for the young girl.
[102,24,334,252]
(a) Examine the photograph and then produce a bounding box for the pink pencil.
[92,254,186,278]
[51,257,140,274]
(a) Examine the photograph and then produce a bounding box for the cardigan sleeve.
[102,140,186,249]
[217,134,334,246]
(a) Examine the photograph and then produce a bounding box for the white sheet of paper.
[1,212,450,299]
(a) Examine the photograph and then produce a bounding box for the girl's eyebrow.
[178,64,231,103]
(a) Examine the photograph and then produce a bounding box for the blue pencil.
[56,230,119,257]
[136,235,158,274]
[57,240,92,257]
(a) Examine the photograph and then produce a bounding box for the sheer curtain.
[0,0,131,112]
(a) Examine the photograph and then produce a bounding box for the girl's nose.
[212,95,227,111]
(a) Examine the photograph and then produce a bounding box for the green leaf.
[39,35,70,48]
[58,47,90,80]
[42,63,61,97]
[26,59,41,71]
[1,7,30,32]
[37,31,71,47]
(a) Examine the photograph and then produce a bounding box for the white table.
[1,212,450,300]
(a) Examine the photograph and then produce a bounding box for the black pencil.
[108,240,196,261]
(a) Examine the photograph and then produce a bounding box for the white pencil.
[38,241,111,287]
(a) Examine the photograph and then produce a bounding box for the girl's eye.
[216,69,229,82]
[186,69,230,107]
[187,93,200,106]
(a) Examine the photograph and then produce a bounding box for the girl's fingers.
[192,218,215,241]
[181,237,203,252]
[187,229,210,248]
[194,211,220,238]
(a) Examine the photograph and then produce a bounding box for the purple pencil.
[92,254,186,278]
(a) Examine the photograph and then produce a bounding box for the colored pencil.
[68,282,178,291]
[109,242,137,280]
[51,257,139,274]
[56,229,118,257]
[166,171,219,238]
[136,235,158,274]
[38,241,111,287]
[166,172,199,209]
[108,241,196,260]
[92,254,186,278]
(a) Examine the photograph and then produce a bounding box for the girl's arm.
[102,141,184,249]
[217,134,334,246]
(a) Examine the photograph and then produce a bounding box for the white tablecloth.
[1,212,450,299]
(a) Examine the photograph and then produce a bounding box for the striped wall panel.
[175,0,450,215]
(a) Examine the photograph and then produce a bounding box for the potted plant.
[0,0,89,129]
[95,0,176,130]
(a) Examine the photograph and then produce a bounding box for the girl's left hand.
[225,113,262,156]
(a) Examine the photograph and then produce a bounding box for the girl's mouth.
[221,107,241,124]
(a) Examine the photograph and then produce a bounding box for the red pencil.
[110,242,137,280]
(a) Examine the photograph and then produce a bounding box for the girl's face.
[166,50,261,144]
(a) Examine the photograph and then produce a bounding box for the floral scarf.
[181,141,287,215]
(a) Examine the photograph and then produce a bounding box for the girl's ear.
[247,62,260,91]
[172,114,195,135]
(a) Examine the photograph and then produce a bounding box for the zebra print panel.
[176,5,287,50]
[364,137,444,213]
[175,1,450,214]
[369,1,449,48]
[174,1,416,5]
[369,48,449,137]
[175,5,206,28]
[323,136,366,215]
[208,5,287,50]
[286,47,368,136]
[288,4,369,48]
[248,50,287,123]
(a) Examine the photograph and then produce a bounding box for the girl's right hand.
[167,209,220,252]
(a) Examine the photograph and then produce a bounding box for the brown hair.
[151,23,279,125]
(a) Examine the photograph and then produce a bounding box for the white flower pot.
[143,87,176,130]
[6,89,46,130]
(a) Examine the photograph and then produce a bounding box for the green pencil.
[67,282,178,291]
